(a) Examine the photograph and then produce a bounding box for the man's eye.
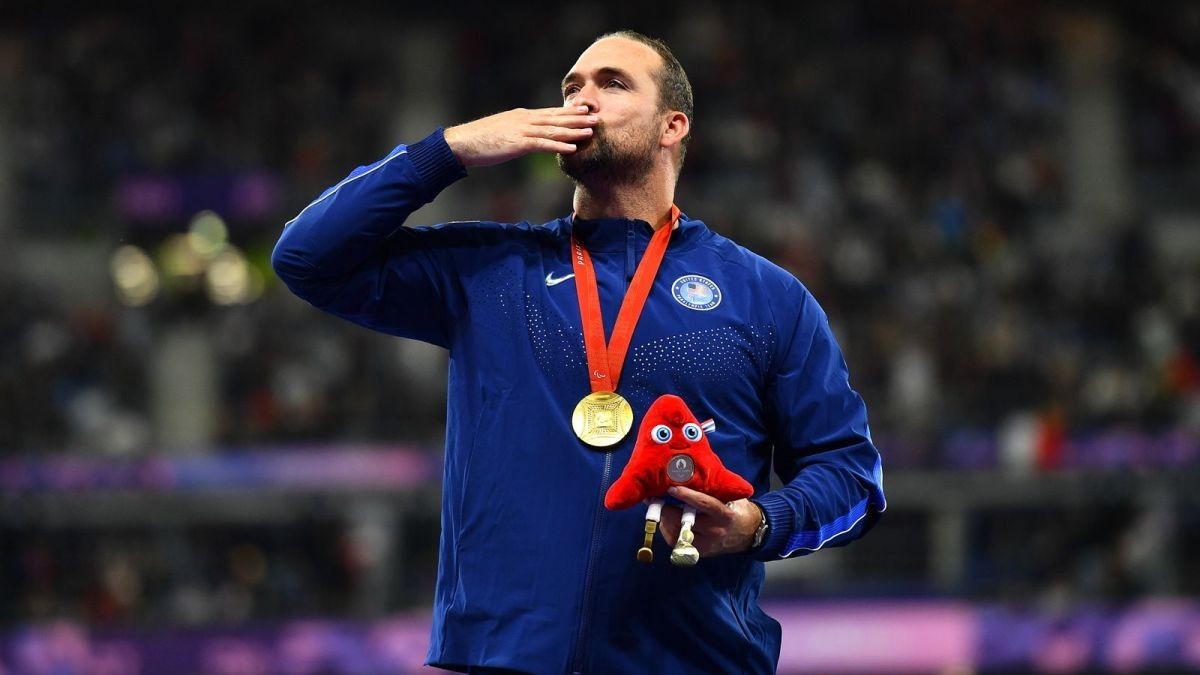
[563,85,579,96]
[606,79,626,89]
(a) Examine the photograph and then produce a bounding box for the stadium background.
[2,1,1199,672]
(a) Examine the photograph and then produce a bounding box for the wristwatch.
[749,500,770,550]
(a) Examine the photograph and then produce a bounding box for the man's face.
[557,37,665,186]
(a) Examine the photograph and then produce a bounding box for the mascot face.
[604,394,754,511]
[642,403,708,484]
[652,403,705,446]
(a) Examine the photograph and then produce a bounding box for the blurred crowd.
[2,521,361,626]
[2,2,1197,461]
[1,5,449,455]
[3,524,438,633]
[1,0,1199,633]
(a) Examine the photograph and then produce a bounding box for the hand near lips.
[656,486,764,557]
[443,105,598,168]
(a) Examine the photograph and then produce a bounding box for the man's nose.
[570,85,599,113]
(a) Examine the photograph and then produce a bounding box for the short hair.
[596,30,694,169]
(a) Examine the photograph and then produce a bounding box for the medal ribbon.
[571,205,681,393]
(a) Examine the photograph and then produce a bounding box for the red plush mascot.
[605,394,753,566]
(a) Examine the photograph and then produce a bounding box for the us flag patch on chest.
[671,274,722,311]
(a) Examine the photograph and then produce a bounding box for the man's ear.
[660,111,690,152]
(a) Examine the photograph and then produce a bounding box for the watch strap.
[748,499,770,551]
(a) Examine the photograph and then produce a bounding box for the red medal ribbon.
[571,205,681,393]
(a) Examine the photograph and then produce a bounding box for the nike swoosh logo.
[545,272,576,287]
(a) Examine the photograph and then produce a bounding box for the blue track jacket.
[272,130,886,674]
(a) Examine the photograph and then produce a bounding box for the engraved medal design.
[572,391,635,448]
[666,454,695,482]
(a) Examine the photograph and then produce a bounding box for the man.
[273,31,885,674]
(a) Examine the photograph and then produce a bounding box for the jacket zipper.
[571,223,636,674]
[570,450,613,675]
[625,222,636,282]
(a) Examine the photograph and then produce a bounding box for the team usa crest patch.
[671,275,722,311]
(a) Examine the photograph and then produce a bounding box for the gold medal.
[572,391,634,447]
[568,206,680,449]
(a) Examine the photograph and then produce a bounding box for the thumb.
[658,505,683,546]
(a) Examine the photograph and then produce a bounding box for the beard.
[557,121,658,187]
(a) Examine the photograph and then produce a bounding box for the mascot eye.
[651,424,672,444]
[682,423,702,441]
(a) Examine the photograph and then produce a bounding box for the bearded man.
[273,30,885,675]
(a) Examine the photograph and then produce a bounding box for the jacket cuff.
[407,128,467,199]
[750,491,795,561]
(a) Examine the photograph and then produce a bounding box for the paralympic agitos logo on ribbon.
[671,275,722,311]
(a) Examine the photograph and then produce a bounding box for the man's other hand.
[658,486,763,558]
[444,106,598,168]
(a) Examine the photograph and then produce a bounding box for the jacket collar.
[564,212,703,253]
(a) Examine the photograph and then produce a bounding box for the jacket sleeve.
[752,283,886,560]
[271,129,468,348]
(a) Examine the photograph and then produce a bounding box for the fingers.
[521,104,595,152]
[667,486,735,519]
[527,137,578,155]
[444,106,597,167]
[659,505,681,546]
[529,106,598,128]
[545,115,600,129]
[530,104,593,116]
[523,124,592,156]
[529,125,593,142]
[660,504,733,557]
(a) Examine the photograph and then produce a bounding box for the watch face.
[752,506,769,547]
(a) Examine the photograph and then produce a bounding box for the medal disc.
[572,391,634,447]
[666,454,695,483]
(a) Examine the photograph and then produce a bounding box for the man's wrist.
[408,129,468,199]
[749,492,796,560]
[747,500,770,552]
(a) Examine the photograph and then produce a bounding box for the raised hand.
[443,105,598,168]
[658,486,763,557]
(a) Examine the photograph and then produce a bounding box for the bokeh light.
[187,210,229,259]
[158,233,206,292]
[205,245,262,305]
[109,245,159,306]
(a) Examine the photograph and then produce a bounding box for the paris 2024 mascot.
[604,394,753,566]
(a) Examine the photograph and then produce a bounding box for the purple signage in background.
[115,171,282,225]
[767,602,977,672]
[0,616,432,675]
[0,446,439,493]
[5,602,1200,674]
[979,600,1200,672]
